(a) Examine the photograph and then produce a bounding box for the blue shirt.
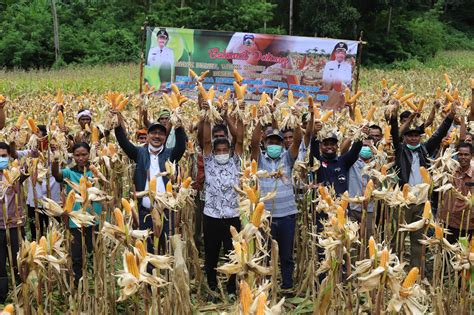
[62,168,103,228]
[258,151,298,218]
[348,159,375,213]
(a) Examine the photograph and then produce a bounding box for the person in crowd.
[0,142,26,304]
[200,100,244,296]
[136,129,148,144]
[348,137,376,238]
[52,142,102,284]
[439,142,474,243]
[250,108,302,291]
[368,125,383,145]
[389,101,454,268]
[113,111,186,253]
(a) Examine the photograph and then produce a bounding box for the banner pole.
[353,31,365,94]
[139,19,148,95]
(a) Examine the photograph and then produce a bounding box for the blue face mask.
[0,157,9,170]
[406,143,421,151]
[359,146,373,159]
[267,145,282,159]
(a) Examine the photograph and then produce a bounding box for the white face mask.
[215,153,230,165]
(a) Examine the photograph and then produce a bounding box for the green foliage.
[0,0,471,69]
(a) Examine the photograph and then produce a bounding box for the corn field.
[0,54,473,315]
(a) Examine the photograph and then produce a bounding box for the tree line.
[0,0,472,69]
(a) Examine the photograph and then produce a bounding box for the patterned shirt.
[258,151,298,218]
[203,154,240,219]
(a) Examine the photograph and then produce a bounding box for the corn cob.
[453,88,459,100]
[402,184,409,200]
[258,92,268,107]
[245,186,258,204]
[320,110,333,122]
[233,69,244,84]
[207,86,215,102]
[435,224,443,239]
[422,201,431,220]
[419,167,431,184]
[368,236,376,258]
[170,84,180,95]
[344,88,351,103]
[30,241,37,257]
[256,293,267,315]
[470,238,474,253]
[384,125,391,142]
[444,73,451,87]
[251,160,257,175]
[108,143,116,155]
[126,252,140,278]
[251,202,265,227]
[233,82,243,100]
[287,90,295,106]
[354,107,363,124]
[366,106,376,121]
[405,100,418,112]
[381,78,387,89]
[417,98,425,112]
[349,91,362,103]
[79,177,88,200]
[198,70,210,82]
[135,240,147,257]
[240,280,252,315]
[445,91,455,102]
[381,164,388,175]
[243,168,250,178]
[65,190,76,213]
[229,226,239,239]
[197,86,208,100]
[436,87,441,99]
[399,93,415,103]
[402,267,419,289]
[443,102,452,114]
[91,126,99,144]
[39,236,47,253]
[27,117,39,133]
[15,112,25,129]
[182,177,192,189]
[337,206,345,228]
[251,104,258,119]
[387,84,398,94]
[340,192,349,210]
[189,68,198,79]
[3,304,14,314]
[314,105,321,119]
[240,84,247,97]
[116,98,129,111]
[166,181,173,193]
[224,88,231,100]
[364,179,374,200]
[121,198,132,215]
[114,208,125,231]
[149,178,157,193]
[394,86,404,99]
[379,248,389,268]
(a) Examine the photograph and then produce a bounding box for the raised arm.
[309,121,323,162]
[224,102,238,144]
[469,86,474,121]
[234,114,244,157]
[341,140,363,169]
[170,126,187,162]
[250,122,262,162]
[114,113,139,161]
[339,138,352,155]
[304,105,314,148]
[425,107,455,155]
[389,107,401,151]
[0,101,5,130]
[52,159,63,182]
[289,124,302,160]
[202,116,212,157]
[141,107,151,128]
[424,101,440,128]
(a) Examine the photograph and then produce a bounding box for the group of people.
[0,83,473,304]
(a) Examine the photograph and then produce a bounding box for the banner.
[144,27,359,110]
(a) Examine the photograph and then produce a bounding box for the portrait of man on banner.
[147,28,175,85]
[322,42,352,88]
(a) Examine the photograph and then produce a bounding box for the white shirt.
[141,148,166,209]
[147,46,175,68]
[27,176,61,207]
[322,60,352,86]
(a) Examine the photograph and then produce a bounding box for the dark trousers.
[271,214,296,289]
[194,194,204,250]
[70,226,94,284]
[139,206,174,254]
[446,226,474,244]
[0,227,24,303]
[27,206,49,241]
[203,215,241,294]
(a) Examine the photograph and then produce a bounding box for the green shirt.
[62,168,103,228]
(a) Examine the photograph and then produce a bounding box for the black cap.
[403,128,424,136]
[323,133,338,141]
[334,42,348,51]
[265,128,284,141]
[147,123,167,134]
[156,29,169,39]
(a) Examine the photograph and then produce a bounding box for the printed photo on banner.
[144,27,358,110]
